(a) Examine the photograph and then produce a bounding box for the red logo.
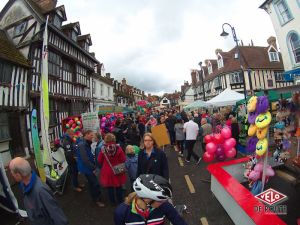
[255,188,288,206]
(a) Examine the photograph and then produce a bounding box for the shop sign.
[254,188,288,215]
[81,112,100,132]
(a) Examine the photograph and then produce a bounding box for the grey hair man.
[9,157,68,225]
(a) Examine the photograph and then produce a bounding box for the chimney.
[122,78,126,85]
[31,0,57,12]
[215,48,223,55]
[267,36,277,49]
[241,40,244,46]
[251,39,254,46]
[191,70,197,86]
[105,73,111,79]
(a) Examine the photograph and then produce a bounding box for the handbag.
[103,151,126,175]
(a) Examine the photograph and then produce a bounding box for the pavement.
[3,144,235,225]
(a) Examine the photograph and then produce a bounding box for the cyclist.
[114,174,188,225]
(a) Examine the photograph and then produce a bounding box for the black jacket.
[136,148,169,179]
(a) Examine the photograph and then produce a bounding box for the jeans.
[68,160,79,188]
[85,173,101,202]
[185,140,200,162]
[169,131,176,145]
[107,186,123,204]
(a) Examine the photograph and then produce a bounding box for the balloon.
[266,166,275,177]
[221,127,232,139]
[74,117,79,121]
[216,153,226,162]
[204,134,214,144]
[223,140,233,151]
[203,152,215,163]
[227,138,237,148]
[65,124,70,129]
[246,137,259,153]
[225,147,236,158]
[69,120,74,125]
[216,146,224,156]
[76,121,81,126]
[101,117,106,122]
[214,133,224,144]
[254,163,263,172]
[72,123,77,128]
[249,170,261,181]
[206,142,217,154]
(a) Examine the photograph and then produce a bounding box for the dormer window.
[268,46,279,62]
[208,61,213,74]
[53,15,62,28]
[71,31,76,41]
[217,53,224,69]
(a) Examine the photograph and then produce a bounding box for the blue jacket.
[76,139,95,175]
[136,148,169,180]
[114,201,188,225]
[21,172,68,225]
[125,154,138,180]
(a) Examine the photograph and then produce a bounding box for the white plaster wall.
[265,1,300,70]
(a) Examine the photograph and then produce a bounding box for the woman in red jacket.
[98,133,127,204]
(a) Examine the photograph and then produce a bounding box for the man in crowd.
[9,157,68,225]
[199,118,213,152]
[184,114,201,164]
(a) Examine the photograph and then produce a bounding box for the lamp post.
[220,23,247,103]
[198,61,206,101]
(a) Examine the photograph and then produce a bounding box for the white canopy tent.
[206,89,245,107]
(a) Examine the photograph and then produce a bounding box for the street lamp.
[220,23,247,104]
[198,61,206,101]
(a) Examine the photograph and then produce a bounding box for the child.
[125,145,138,187]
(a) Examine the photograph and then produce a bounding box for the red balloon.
[225,147,237,158]
[214,133,224,144]
[203,152,215,163]
[221,127,232,139]
[206,142,217,154]
[204,134,214,144]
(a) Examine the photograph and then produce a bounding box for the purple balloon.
[248,111,259,124]
[282,139,291,150]
[216,153,226,162]
[216,147,225,156]
[246,137,258,153]
[256,96,269,114]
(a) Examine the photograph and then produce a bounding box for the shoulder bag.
[103,151,126,175]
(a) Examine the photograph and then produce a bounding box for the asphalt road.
[3,144,234,225]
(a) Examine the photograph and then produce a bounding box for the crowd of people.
[8,106,239,225]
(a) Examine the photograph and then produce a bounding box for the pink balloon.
[228,138,237,148]
[206,142,217,154]
[225,147,236,158]
[216,146,224,156]
[101,117,106,122]
[266,166,275,177]
[254,162,263,172]
[203,152,215,163]
[221,127,232,139]
[223,140,232,151]
[216,153,226,162]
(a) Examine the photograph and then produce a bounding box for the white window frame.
[230,72,244,84]
[275,0,293,24]
[289,33,300,64]
[217,53,224,69]
[208,61,213,74]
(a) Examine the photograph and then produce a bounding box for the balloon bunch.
[246,96,271,156]
[100,112,125,134]
[203,127,237,163]
[65,117,82,142]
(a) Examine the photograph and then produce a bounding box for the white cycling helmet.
[133,174,173,201]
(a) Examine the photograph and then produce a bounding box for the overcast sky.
[0,0,276,95]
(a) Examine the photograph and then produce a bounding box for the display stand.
[208,158,286,225]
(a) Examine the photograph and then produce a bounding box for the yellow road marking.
[178,157,184,167]
[200,217,209,225]
[184,175,195,193]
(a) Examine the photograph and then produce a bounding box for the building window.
[208,61,213,74]
[217,54,223,69]
[48,51,61,77]
[71,31,77,41]
[92,80,95,94]
[213,78,221,88]
[53,15,62,28]
[275,0,293,24]
[100,84,103,96]
[163,99,168,103]
[269,51,279,62]
[0,61,13,83]
[274,71,284,81]
[13,21,27,37]
[267,79,274,87]
[289,33,300,63]
[107,87,110,97]
[0,113,10,141]
[230,72,244,84]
